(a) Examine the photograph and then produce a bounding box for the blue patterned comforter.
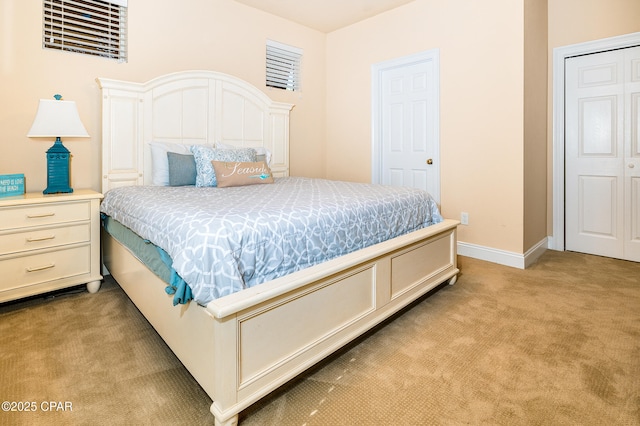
[100,177,443,305]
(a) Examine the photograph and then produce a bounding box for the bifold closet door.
[565,46,640,262]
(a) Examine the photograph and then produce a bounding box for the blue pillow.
[190,145,257,187]
[167,152,197,186]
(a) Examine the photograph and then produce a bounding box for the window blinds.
[43,0,127,62]
[266,40,302,91]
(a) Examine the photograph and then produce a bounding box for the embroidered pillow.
[211,160,274,187]
[190,145,257,187]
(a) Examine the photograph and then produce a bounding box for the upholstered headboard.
[96,70,293,192]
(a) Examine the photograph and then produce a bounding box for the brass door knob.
[426,158,433,165]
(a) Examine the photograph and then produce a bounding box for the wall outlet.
[461,212,469,225]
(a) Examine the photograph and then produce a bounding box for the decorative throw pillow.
[149,141,193,186]
[190,145,257,187]
[216,142,272,165]
[167,152,196,186]
[211,160,274,187]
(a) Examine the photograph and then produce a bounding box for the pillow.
[148,141,193,186]
[190,145,257,187]
[211,160,274,188]
[256,153,268,164]
[167,152,196,186]
[216,142,272,165]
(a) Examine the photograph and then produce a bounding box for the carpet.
[0,250,638,425]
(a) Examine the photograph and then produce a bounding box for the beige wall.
[326,0,527,253]
[548,0,640,48]
[523,0,548,251]
[0,0,327,194]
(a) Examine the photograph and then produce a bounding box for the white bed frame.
[97,71,459,426]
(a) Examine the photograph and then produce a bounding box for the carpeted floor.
[0,251,638,425]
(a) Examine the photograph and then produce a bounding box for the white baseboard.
[457,237,549,269]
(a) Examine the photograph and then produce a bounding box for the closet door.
[565,46,640,262]
[625,48,640,261]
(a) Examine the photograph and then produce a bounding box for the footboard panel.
[238,263,377,388]
[208,219,459,424]
[391,229,456,298]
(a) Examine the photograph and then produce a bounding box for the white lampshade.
[27,99,89,138]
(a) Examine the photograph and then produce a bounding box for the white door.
[565,46,640,261]
[372,50,440,203]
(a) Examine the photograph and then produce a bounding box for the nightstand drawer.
[0,201,90,231]
[0,245,91,292]
[0,223,91,256]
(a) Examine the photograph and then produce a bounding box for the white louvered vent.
[43,0,128,62]
[266,40,302,91]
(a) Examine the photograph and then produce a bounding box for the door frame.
[551,32,640,251]
[371,49,440,203]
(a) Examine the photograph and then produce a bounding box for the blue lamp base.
[43,137,73,194]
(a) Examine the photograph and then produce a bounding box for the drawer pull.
[26,234,56,242]
[26,212,56,219]
[26,263,56,272]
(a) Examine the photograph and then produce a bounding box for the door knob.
[629,164,635,168]
[426,158,433,165]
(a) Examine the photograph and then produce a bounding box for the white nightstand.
[0,189,103,303]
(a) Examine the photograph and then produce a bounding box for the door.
[565,46,640,261]
[372,50,440,203]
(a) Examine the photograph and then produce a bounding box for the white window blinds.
[266,40,302,91]
[43,0,128,62]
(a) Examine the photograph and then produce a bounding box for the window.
[43,0,127,62]
[266,40,302,91]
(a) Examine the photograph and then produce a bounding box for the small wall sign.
[0,174,25,197]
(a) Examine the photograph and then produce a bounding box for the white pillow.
[216,142,272,166]
[148,141,193,186]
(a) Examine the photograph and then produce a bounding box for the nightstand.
[0,189,103,303]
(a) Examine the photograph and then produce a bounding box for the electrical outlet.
[461,212,469,225]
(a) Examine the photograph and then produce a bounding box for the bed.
[96,70,459,426]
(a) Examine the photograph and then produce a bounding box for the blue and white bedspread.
[100,177,443,305]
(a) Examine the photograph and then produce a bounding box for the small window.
[266,40,302,91]
[43,0,128,62]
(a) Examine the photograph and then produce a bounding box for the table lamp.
[27,94,89,194]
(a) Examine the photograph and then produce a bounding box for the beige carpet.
[1,251,638,425]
